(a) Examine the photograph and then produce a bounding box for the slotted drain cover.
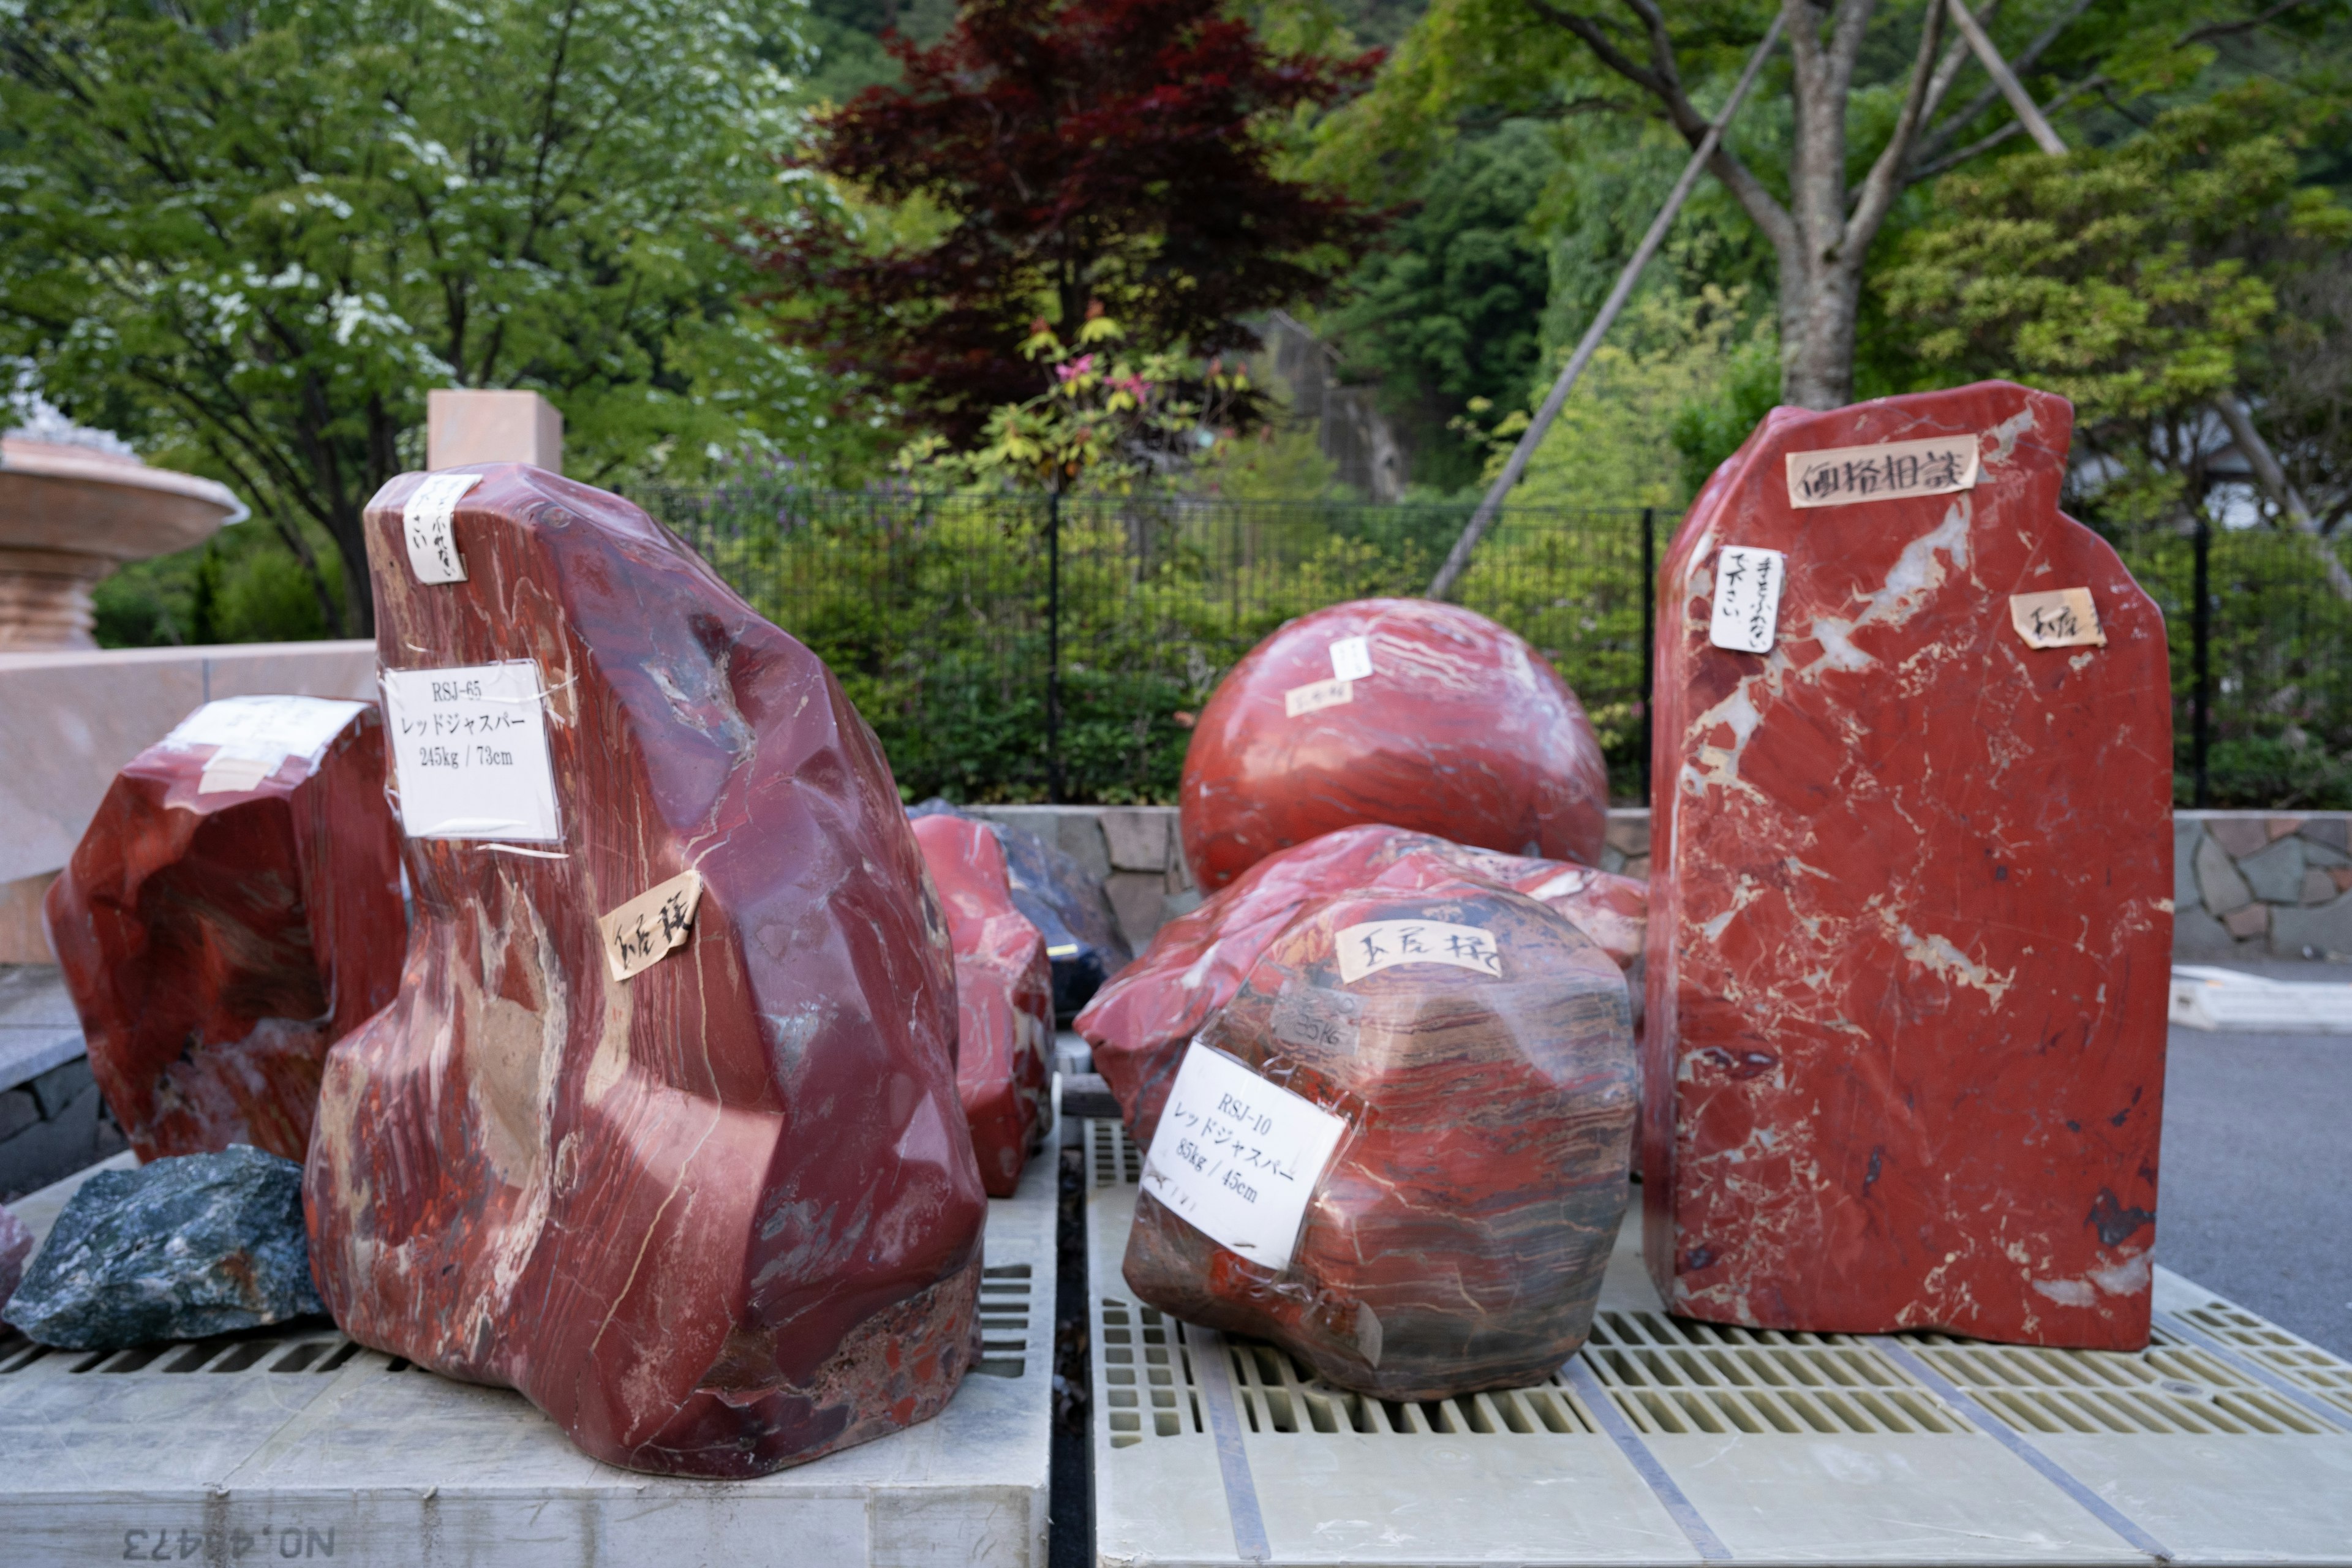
[1084,1116,2352,1567]
[1907,1328,2346,1437]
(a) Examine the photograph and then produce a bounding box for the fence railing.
[629,484,2352,810]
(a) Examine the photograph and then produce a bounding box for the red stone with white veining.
[912,812,1052,1197]
[1179,600,1608,892]
[1121,861,1635,1398]
[305,465,986,1476]
[1645,382,2171,1350]
[1079,823,1645,1145]
[45,712,402,1163]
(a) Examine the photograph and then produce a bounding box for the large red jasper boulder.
[305,465,987,1477]
[1178,599,1609,892]
[1078,823,1645,1144]
[44,698,402,1164]
[1120,861,1635,1398]
[1646,382,2171,1350]
[911,812,1053,1197]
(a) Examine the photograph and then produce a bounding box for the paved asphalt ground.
[2158,962,2352,1357]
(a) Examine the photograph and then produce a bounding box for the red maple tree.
[755,0,1382,442]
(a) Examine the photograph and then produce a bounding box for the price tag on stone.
[1284,677,1353,717]
[161,695,369,794]
[1785,434,1979,508]
[1708,546,1785,654]
[402,472,483,585]
[1140,1042,1348,1273]
[1329,635,1374,682]
[2010,587,2105,649]
[601,869,704,982]
[380,660,562,842]
[1335,919,1503,984]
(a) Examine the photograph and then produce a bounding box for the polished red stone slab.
[1121,859,1635,1398]
[305,466,987,1477]
[44,707,402,1164]
[1178,599,1609,892]
[1078,823,1645,1144]
[1645,382,2171,1349]
[912,812,1052,1197]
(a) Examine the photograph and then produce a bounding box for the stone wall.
[2173,812,2352,961]
[967,804,2350,963]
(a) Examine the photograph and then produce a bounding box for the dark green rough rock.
[8,1145,325,1348]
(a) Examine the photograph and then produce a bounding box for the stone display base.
[0,1145,1055,1568]
[1082,1118,2352,1568]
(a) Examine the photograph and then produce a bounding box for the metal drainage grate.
[1091,1118,1141,1188]
[1228,1336,1600,1438]
[1101,1299,1198,1446]
[1582,1310,1968,1436]
[0,1327,365,1378]
[1909,1325,2348,1436]
[2166,1297,2352,1422]
[977,1262,1035,1378]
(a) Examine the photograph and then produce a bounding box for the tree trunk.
[1780,257,1861,410]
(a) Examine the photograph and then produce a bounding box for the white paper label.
[1329,635,1374,682]
[2010,588,2105,649]
[1335,919,1502,984]
[1708,546,1785,654]
[380,661,561,841]
[163,695,367,762]
[1140,1043,1348,1273]
[162,695,368,794]
[197,755,276,796]
[601,870,704,982]
[1785,435,1979,508]
[402,472,483,585]
[1284,677,1353,717]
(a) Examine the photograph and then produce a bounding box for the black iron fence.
[628,483,2352,810]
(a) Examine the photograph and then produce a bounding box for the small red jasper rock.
[1120,862,1635,1399]
[1079,824,1645,1145]
[1646,382,2171,1350]
[911,812,1053,1197]
[1178,599,1609,892]
[45,700,402,1164]
[304,466,986,1477]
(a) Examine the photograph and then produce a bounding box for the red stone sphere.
[1180,598,1609,891]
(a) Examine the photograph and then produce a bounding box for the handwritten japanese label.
[1329,635,1374,682]
[162,696,369,795]
[1140,1042,1348,1272]
[1786,434,1979,509]
[1708,546,1785,655]
[601,869,704,982]
[380,661,561,841]
[1334,919,1502,984]
[402,472,482,585]
[2009,587,2105,649]
[1284,677,1354,717]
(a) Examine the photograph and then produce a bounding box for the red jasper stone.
[304,466,987,1477]
[911,812,1052,1197]
[1120,861,1635,1398]
[1645,382,2171,1350]
[1078,823,1645,1145]
[1178,599,1609,892]
[45,704,402,1164]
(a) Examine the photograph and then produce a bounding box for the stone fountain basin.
[0,437,243,648]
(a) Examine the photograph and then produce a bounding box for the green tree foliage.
[1329,119,1560,491]
[1311,0,2343,410]
[1882,80,2352,526]
[0,0,840,636]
